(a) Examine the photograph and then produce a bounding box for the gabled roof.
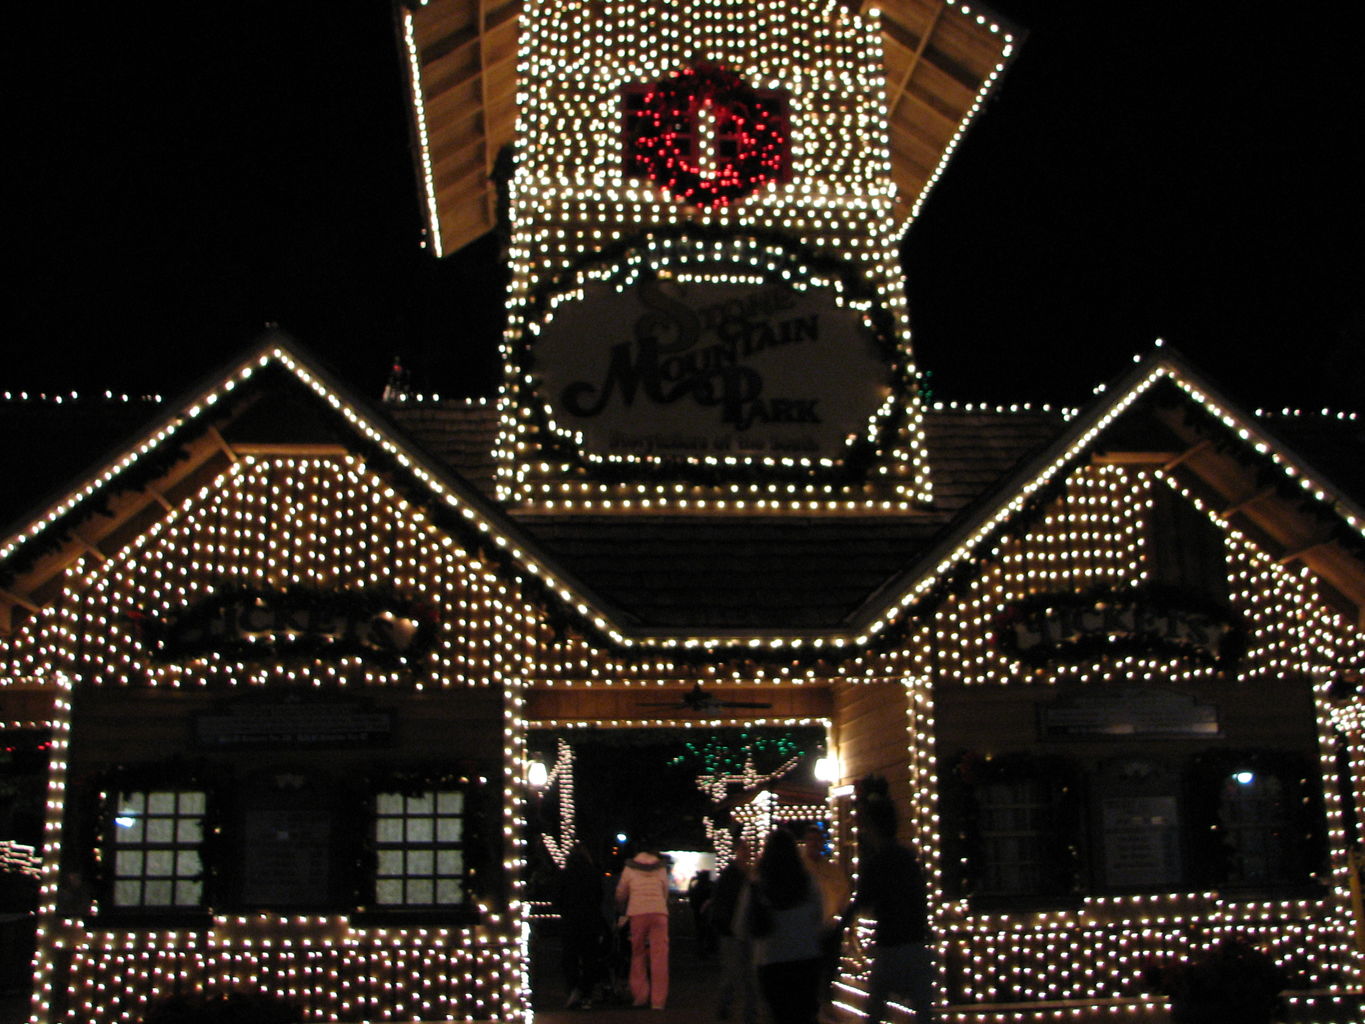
[2,340,1361,651]
[383,401,1064,629]
[395,0,1021,255]
[839,348,1365,641]
[0,338,631,644]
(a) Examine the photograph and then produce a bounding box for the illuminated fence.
[836,898,1360,1022]
[50,919,518,1024]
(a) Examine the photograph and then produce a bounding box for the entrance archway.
[523,722,834,1015]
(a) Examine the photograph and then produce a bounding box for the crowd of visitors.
[550,785,932,1024]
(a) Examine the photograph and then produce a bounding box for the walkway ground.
[530,902,723,1024]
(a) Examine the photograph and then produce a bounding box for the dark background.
[7,2,1363,409]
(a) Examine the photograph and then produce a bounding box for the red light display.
[623,64,791,208]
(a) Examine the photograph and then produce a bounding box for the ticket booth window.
[109,790,205,909]
[373,790,466,907]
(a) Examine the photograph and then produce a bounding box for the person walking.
[709,838,760,1024]
[801,825,851,1020]
[740,828,824,1024]
[615,842,671,1009]
[555,841,607,1009]
[842,797,933,1024]
[688,868,717,957]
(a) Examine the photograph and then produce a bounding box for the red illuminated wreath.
[623,64,791,208]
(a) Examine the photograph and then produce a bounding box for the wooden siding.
[525,684,832,725]
[68,686,505,770]
[834,680,915,831]
[934,676,1321,762]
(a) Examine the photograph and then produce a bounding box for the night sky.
[9,2,1364,411]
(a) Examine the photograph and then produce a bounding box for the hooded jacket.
[615,852,670,916]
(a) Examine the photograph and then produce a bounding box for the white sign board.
[532,277,890,461]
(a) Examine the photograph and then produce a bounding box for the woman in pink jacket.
[615,847,671,1009]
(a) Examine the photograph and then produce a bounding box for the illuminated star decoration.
[538,738,577,868]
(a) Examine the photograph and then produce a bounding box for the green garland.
[128,584,439,674]
[991,583,1245,670]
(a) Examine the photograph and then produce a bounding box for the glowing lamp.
[814,755,840,783]
[527,760,549,789]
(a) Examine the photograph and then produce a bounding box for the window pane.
[437,792,463,815]
[107,789,207,910]
[115,850,144,878]
[978,778,1049,896]
[407,793,434,815]
[408,850,434,877]
[148,792,176,815]
[145,850,173,877]
[1218,772,1291,885]
[372,787,466,908]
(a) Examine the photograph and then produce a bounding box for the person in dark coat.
[555,841,607,1008]
[688,868,717,957]
[842,798,933,1024]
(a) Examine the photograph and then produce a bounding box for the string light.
[487,0,978,508]
[0,0,1359,1020]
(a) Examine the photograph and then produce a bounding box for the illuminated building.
[0,1,1361,1021]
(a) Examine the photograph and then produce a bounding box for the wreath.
[624,63,790,207]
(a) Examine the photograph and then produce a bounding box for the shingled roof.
[381,400,1066,629]
[2,342,1361,643]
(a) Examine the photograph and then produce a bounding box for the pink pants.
[628,912,669,1008]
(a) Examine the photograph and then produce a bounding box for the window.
[1186,750,1326,892]
[978,779,1049,896]
[373,790,465,907]
[940,752,1081,904]
[1218,770,1291,885]
[109,790,205,908]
